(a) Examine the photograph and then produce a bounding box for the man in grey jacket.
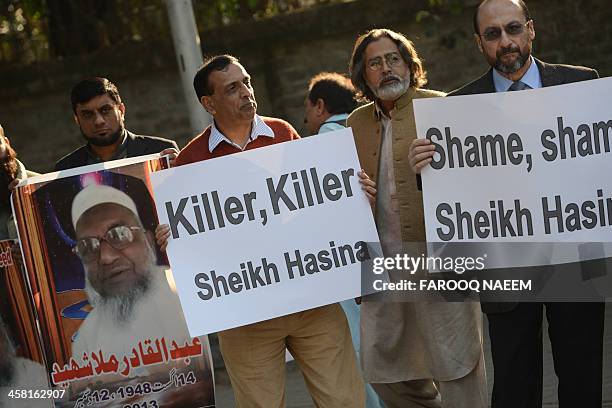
[55,77,178,171]
[409,1,603,407]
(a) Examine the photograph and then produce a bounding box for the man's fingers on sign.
[155,224,171,251]
[160,148,179,168]
[409,138,435,173]
[358,170,377,206]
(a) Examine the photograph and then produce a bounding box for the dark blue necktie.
[507,80,531,91]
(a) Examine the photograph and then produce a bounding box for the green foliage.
[0,0,338,65]
[0,0,49,64]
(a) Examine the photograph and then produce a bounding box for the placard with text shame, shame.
[414,77,612,269]
[151,128,379,336]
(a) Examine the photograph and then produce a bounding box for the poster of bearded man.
[11,156,215,408]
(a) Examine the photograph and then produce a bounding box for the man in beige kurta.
[347,28,487,408]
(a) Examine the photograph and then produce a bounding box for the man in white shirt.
[303,72,358,135]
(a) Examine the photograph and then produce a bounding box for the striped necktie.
[507,80,531,91]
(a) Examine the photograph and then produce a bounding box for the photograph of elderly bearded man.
[11,158,215,407]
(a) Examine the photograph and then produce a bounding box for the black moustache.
[501,48,520,55]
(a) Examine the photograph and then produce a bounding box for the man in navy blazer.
[55,77,178,171]
[409,1,603,407]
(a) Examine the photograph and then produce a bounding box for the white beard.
[84,245,159,325]
[375,76,410,101]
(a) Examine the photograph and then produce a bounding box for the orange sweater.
[176,116,300,166]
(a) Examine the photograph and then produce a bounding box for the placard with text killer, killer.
[151,128,380,336]
[414,76,612,268]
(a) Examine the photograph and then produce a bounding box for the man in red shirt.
[160,55,374,407]
[176,56,297,164]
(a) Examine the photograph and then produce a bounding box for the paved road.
[213,302,612,407]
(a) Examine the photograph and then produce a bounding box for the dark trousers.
[487,302,604,408]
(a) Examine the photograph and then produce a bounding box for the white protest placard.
[151,128,379,336]
[414,77,612,268]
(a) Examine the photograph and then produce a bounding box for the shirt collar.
[208,114,274,152]
[325,113,349,123]
[493,56,542,92]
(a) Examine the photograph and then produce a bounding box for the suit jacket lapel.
[535,58,558,87]
[481,69,497,93]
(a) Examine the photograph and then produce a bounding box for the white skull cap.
[72,184,138,229]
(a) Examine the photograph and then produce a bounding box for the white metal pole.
[165,0,211,135]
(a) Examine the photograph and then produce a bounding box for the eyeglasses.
[77,104,118,121]
[366,52,404,71]
[73,225,142,261]
[479,20,531,42]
